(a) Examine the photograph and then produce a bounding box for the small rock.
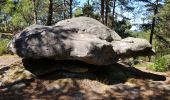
[131,89,139,95]
[162,85,170,91]
[140,86,146,91]
[59,96,73,100]
[157,85,164,90]
[0,88,8,92]
[10,83,26,90]
[46,87,57,92]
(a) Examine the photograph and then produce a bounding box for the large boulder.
[9,28,117,65]
[9,17,154,66]
[55,17,121,42]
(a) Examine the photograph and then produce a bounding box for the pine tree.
[46,0,53,25]
[135,0,163,44]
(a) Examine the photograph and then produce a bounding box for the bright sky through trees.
[77,0,144,31]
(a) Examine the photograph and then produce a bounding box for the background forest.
[0,0,170,72]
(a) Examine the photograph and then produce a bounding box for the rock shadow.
[0,59,168,100]
[22,58,166,85]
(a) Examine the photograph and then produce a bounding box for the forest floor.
[0,55,21,67]
[0,55,170,100]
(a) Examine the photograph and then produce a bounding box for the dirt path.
[135,63,170,84]
[0,55,21,67]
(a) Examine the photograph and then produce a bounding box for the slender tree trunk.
[87,0,90,17]
[87,0,90,6]
[150,18,156,44]
[150,0,159,44]
[105,0,109,26]
[149,0,159,62]
[32,0,37,24]
[63,0,66,19]
[101,0,104,24]
[112,0,116,29]
[46,0,53,26]
[69,0,73,18]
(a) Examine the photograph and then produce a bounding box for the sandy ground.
[0,55,21,67]
[0,55,170,100]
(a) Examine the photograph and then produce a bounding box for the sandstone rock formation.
[9,17,154,66]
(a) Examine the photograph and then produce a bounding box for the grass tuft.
[0,39,10,56]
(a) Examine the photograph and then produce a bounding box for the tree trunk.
[87,0,90,17]
[150,18,156,45]
[87,0,90,6]
[150,0,159,44]
[149,0,159,62]
[69,0,73,18]
[101,0,104,24]
[105,0,109,26]
[46,0,53,26]
[63,0,66,19]
[112,0,116,29]
[32,0,37,24]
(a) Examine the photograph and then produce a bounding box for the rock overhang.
[9,17,154,66]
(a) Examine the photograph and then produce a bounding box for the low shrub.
[0,39,10,56]
[153,55,170,72]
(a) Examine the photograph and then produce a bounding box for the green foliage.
[139,23,152,31]
[74,7,83,17]
[114,19,132,38]
[151,0,170,71]
[0,0,50,32]
[147,63,155,71]
[0,39,10,56]
[131,31,151,39]
[153,55,170,72]
[157,0,170,38]
[147,55,170,72]
[134,55,170,72]
[82,3,94,17]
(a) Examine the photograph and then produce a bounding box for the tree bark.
[101,0,104,24]
[149,0,159,62]
[87,0,90,5]
[69,0,73,18]
[112,0,116,29]
[150,0,159,44]
[105,0,109,26]
[63,0,66,19]
[87,0,90,17]
[32,0,37,24]
[46,0,53,26]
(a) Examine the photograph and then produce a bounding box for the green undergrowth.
[135,55,170,72]
[0,39,10,56]
[152,55,170,72]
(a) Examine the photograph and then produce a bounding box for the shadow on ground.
[0,59,169,100]
[22,58,166,84]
